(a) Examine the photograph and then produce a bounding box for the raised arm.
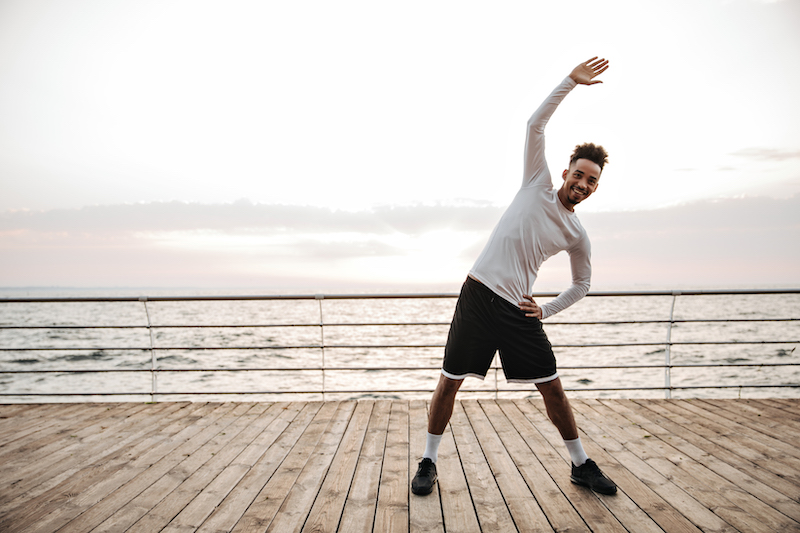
[522,57,609,185]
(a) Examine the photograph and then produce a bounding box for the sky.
[1,0,799,292]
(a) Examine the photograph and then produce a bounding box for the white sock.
[564,437,589,466]
[422,432,443,463]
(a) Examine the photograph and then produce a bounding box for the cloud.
[730,148,800,161]
[579,195,800,287]
[1,195,798,289]
[0,201,504,236]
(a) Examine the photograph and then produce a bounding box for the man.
[412,57,617,496]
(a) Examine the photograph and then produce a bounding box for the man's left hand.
[519,295,543,319]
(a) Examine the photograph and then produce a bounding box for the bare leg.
[538,377,617,494]
[427,374,464,434]
[536,377,579,440]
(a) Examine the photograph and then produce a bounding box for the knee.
[436,374,463,397]
[537,378,567,403]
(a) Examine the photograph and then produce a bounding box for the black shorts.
[442,276,558,383]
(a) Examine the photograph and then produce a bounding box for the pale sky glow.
[1,0,799,290]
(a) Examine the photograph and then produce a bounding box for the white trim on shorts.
[506,372,559,384]
[441,369,487,381]
[442,368,559,384]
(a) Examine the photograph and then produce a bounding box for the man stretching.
[412,57,617,496]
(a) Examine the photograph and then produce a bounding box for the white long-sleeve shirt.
[469,76,591,319]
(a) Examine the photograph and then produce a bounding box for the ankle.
[422,432,443,463]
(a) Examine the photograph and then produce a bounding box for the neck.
[557,187,576,212]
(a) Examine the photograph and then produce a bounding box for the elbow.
[526,117,545,134]
[576,279,590,296]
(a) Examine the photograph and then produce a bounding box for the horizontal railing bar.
[1,384,797,396]
[3,339,797,352]
[2,317,798,331]
[2,362,798,373]
[1,287,799,304]
[2,289,796,400]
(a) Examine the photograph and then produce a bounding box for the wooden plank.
[1,402,237,533]
[582,399,778,533]
[373,400,409,533]
[231,401,341,532]
[697,399,800,443]
[568,400,738,533]
[513,399,652,532]
[605,399,800,531]
[0,403,87,447]
[338,400,391,533]
[265,401,358,533]
[0,400,798,533]
[635,399,800,504]
[0,403,135,501]
[192,402,320,533]
[716,399,800,428]
[652,399,800,485]
[0,403,43,422]
[758,399,800,417]
[0,403,91,441]
[676,399,800,462]
[0,402,191,509]
[407,399,444,533]
[0,403,204,521]
[0,403,128,458]
[0,402,215,531]
[448,401,516,531]
[120,403,271,532]
[32,402,253,533]
[519,399,703,533]
[159,403,293,532]
[430,406,481,533]
[301,400,374,533]
[64,403,282,533]
[483,399,599,533]
[461,400,554,532]
[678,399,800,463]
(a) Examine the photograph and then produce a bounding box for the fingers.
[583,57,609,72]
[519,295,539,310]
[588,57,609,73]
[518,293,543,318]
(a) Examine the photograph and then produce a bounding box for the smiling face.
[558,158,601,211]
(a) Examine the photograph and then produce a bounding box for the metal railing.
[0,289,798,401]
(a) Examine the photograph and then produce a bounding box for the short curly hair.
[570,143,608,172]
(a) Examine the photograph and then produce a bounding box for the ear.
[562,169,568,181]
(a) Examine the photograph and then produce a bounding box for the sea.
[1,287,798,403]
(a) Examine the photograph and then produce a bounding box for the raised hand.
[569,57,609,85]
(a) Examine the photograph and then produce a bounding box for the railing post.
[316,295,325,401]
[665,291,680,399]
[141,297,157,402]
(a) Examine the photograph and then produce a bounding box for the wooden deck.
[0,399,799,532]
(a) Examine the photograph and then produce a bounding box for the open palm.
[569,57,609,85]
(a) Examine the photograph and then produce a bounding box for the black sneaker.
[571,458,617,495]
[411,458,437,495]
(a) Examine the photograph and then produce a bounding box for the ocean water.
[0,289,798,402]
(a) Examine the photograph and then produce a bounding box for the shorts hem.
[506,372,559,384]
[441,369,486,381]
